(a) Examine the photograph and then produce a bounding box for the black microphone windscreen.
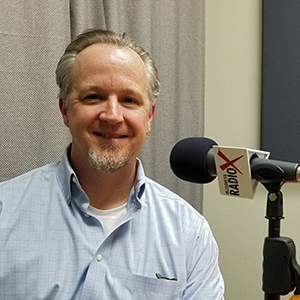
[170,137,217,183]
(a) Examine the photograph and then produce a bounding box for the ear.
[59,98,69,127]
[149,103,156,121]
[147,104,156,134]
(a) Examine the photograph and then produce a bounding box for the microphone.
[169,137,217,184]
[170,137,300,188]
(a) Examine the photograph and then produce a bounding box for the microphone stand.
[252,164,300,299]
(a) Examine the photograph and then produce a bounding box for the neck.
[72,156,137,210]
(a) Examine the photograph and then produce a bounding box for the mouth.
[94,132,127,139]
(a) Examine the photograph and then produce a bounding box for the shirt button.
[96,254,102,262]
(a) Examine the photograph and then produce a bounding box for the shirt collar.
[134,158,146,200]
[56,145,77,205]
[56,145,147,205]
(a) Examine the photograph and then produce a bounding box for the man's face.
[60,43,156,173]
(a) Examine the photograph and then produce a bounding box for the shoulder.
[144,177,199,207]
[0,161,63,221]
[143,176,207,226]
[141,177,218,255]
[0,161,60,193]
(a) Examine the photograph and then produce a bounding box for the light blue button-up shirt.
[0,148,224,299]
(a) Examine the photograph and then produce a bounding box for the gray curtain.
[0,0,205,212]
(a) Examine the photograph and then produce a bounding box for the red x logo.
[217,150,244,175]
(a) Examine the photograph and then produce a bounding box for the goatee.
[87,144,131,173]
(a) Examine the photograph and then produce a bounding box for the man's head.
[56,29,159,173]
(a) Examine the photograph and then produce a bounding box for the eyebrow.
[78,85,102,94]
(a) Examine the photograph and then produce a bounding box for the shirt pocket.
[122,273,181,300]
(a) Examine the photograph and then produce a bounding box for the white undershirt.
[86,202,128,236]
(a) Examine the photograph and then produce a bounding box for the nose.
[99,96,124,125]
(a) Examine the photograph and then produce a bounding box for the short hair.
[56,29,160,106]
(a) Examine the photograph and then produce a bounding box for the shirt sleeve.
[182,217,225,300]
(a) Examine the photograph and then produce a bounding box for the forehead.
[75,43,146,75]
[72,43,149,96]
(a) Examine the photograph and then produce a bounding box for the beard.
[87,143,131,173]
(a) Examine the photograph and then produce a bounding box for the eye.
[83,94,105,102]
[122,97,139,105]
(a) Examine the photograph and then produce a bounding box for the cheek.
[71,107,99,126]
[67,114,96,142]
[126,111,152,133]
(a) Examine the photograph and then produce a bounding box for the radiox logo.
[217,150,243,196]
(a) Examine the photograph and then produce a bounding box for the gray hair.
[56,29,160,106]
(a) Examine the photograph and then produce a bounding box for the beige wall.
[205,1,300,299]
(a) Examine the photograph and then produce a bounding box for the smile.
[95,132,126,139]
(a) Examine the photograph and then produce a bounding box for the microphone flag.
[212,146,269,199]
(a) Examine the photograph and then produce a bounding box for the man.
[0,29,224,299]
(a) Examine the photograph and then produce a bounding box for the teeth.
[97,133,124,138]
